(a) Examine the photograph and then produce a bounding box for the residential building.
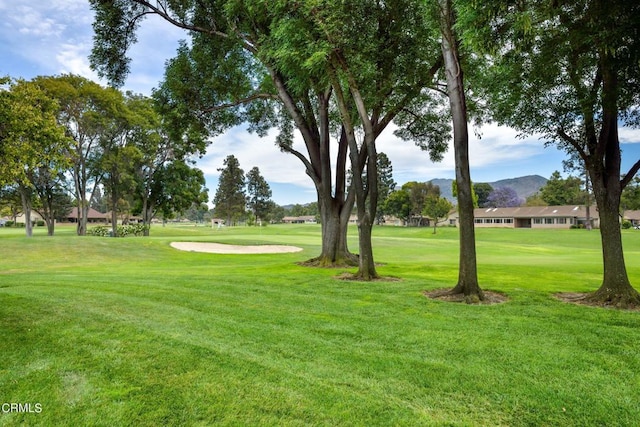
[465,205,599,229]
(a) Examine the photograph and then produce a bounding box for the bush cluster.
[88,224,148,237]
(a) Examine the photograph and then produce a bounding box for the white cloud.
[55,43,100,79]
[619,127,640,144]
[198,127,314,190]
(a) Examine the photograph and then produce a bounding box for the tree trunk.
[349,134,378,280]
[78,203,89,236]
[19,184,33,238]
[440,0,484,302]
[43,197,55,236]
[142,196,152,236]
[581,58,640,307]
[312,196,357,267]
[587,168,640,307]
[355,212,377,280]
[46,218,55,236]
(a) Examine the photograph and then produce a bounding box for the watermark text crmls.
[1,403,42,414]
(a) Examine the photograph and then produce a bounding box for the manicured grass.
[1,224,639,426]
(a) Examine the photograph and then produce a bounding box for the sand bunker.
[170,241,303,254]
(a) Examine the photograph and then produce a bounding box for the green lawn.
[1,224,639,426]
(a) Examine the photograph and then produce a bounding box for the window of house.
[533,218,543,224]
[557,218,566,224]
[504,218,513,223]
[545,218,554,224]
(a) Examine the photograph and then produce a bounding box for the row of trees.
[0,75,208,237]
[91,0,640,305]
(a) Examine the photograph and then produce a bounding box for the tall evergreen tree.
[375,153,396,225]
[213,155,245,226]
[245,167,273,225]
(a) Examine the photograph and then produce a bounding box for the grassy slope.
[1,224,639,426]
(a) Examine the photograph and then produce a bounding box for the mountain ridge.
[430,174,548,202]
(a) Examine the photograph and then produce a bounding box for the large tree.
[122,94,207,235]
[90,0,447,279]
[213,155,246,226]
[308,0,447,279]
[436,0,486,301]
[89,0,358,266]
[0,78,69,237]
[35,75,125,235]
[470,0,640,306]
[245,167,273,225]
[151,160,209,224]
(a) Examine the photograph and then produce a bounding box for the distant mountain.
[429,174,548,203]
[490,175,548,200]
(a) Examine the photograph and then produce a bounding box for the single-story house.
[13,211,44,224]
[104,211,143,224]
[459,205,599,229]
[624,210,640,227]
[282,215,317,224]
[61,207,109,224]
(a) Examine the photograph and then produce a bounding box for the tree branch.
[201,93,279,113]
[621,159,640,189]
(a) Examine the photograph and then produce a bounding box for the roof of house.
[66,207,108,219]
[474,205,598,219]
[624,210,640,220]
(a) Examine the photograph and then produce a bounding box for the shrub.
[88,224,149,237]
[36,220,45,227]
[5,221,14,227]
[622,220,632,229]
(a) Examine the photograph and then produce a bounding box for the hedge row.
[87,224,148,237]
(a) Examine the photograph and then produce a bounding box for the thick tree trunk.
[46,218,55,236]
[311,196,357,267]
[440,0,484,302]
[581,61,640,307]
[43,199,55,236]
[355,212,377,280]
[78,203,89,236]
[587,170,640,307]
[348,133,378,280]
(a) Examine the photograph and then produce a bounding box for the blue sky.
[2,0,639,205]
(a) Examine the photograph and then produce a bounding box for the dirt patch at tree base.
[334,272,401,282]
[297,258,359,268]
[554,292,640,311]
[423,288,509,305]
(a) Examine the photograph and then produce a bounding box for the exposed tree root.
[424,288,508,305]
[556,289,640,310]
